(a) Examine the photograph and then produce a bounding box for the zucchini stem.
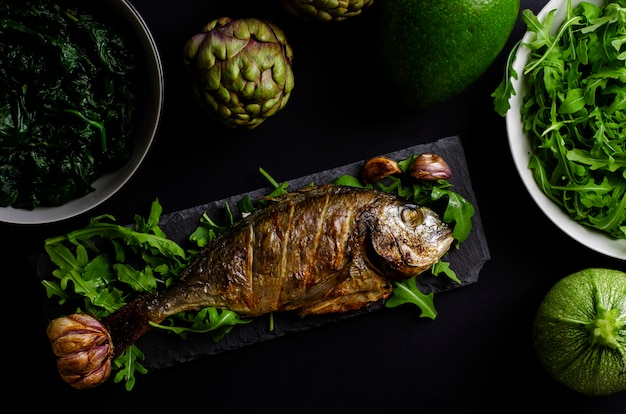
[586,304,626,372]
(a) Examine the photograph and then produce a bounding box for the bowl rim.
[506,0,626,260]
[0,0,164,225]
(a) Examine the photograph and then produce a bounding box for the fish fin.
[297,261,391,315]
[291,268,349,306]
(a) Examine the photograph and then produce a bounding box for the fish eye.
[401,207,424,225]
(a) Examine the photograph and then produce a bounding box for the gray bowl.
[0,0,164,224]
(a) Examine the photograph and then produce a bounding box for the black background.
[9,0,626,412]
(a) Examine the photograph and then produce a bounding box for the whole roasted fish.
[47,184,454,389]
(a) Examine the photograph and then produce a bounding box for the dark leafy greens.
[0,0,137,209]
[493,0,626,239]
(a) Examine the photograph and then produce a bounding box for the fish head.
[366,203,454,279]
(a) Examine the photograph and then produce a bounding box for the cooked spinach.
[0,0,137,209]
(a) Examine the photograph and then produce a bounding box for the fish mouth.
[405,228,454,273]
[434,229,455,259]
[423,209,454,261]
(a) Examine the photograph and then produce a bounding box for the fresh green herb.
[149,307,251,341]
[0,0,137,209]
[188,212,228,248]
[492,40,521,115]
[431,259,460,284]
[432,186,475,244]
[43,202,189,319]
[259,167,291,195]
[493,0,626,239]
[112,345,148,392]
[384,278,437,320]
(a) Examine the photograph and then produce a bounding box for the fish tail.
[104,296,155,358]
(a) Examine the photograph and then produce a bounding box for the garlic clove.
[361,156,401,183]
[409,153,452,181]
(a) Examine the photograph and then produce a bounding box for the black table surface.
[10,0,625,411]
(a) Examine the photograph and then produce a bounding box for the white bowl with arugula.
[0,0,163,224]
[503,0,626,259]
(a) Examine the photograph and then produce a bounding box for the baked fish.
[47,184,454,388]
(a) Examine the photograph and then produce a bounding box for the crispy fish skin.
[150,185,386,318]
[148,185,451,317]
[50,184,454,387]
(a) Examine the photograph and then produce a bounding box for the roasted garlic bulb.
[47,313,113,389]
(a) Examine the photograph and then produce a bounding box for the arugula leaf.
[150,307,251,341]
[385,278,437,320]
[259,167,290,196]
[189,211,228,247]
[237,195,256,215]
[431,187,475,244]
[41,279,71,305]
[431,260,461,284]
[492,40,521,115]
[113,345,148,392]
[114,263,159,294]
[333,174,368,188]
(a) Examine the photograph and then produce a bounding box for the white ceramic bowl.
[0,0,163,225]
[506,0,626,260]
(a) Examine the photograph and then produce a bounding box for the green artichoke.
[282,0,374,22]
[183,17,294,129]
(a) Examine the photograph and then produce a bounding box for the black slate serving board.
[34,135,490,371]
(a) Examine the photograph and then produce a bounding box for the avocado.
[376,0,520,109]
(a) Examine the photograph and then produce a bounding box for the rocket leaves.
[493,0,626,239]
[43,204,191,320]
[431,186,475,244]
[386,278,437,320]
[112,345,148,392]
[149,307,251,341]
